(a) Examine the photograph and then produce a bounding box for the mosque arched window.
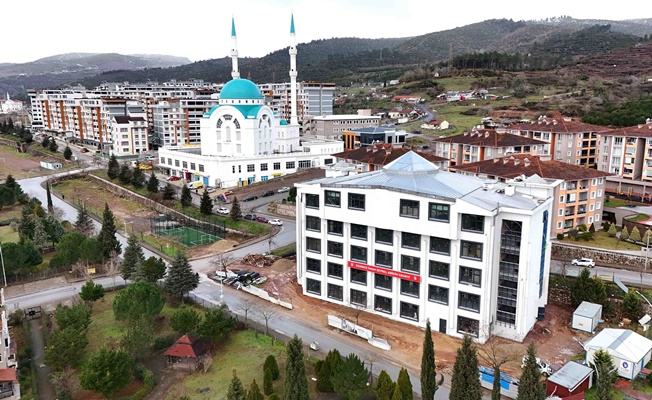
[234,119,240,129]
[216,118,223,128]
[223,114,233,121]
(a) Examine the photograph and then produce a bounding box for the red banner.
[347,261,420,283]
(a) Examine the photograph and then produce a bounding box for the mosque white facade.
[157,16,343,188]
[0,93,23,114]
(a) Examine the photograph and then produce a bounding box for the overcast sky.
[2,0,648,64]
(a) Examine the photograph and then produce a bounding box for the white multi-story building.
[110,116,149,156]
[304,114,381,140]
[0,94,23,114]
[260,81,335,123]
[295,151,561,343]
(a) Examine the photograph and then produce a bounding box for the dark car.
[243,194,258,202]
[243,214,257,221]
[256,216,269,223]
[262,190,274,197]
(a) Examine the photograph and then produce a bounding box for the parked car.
[80,148,89,153]
[571,258,595,268]
[187,181,204,189]
[168,176,181,181]
[243,214,257,221]
[269,219,283,226]
[206,187,216,193]
[256,216,269,223]
[277,186,290,193]
[521,356,553,376]
[262,190,275,197]
[216,207,229,215]
[243,194,258,202]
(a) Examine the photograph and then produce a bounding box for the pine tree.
[620,226,629,240]
[316,358,334,392]
[630,226,641,243]
[180,185,192,208]
[375,370,396,400]
[46,182,54,213]
[107,155,120,180]
[517,343,545,400]
[74,205,95,237]
[264,355,280,380]
[607,224,617,237]
[121,233,145,281]
[118,163,132,184]
[246,379,264,400]
[450,335,482,400]
[230,197,242,221]
[227,370,246,400]
[397,368,413,400]
[284,335,310,400]
[63,146,72,160]
[200,190,213,215]
[131,164,145,188]
[97,203,121,258]
[331,353,370,400]
[421,319,444,400]
[32,218,49,252]
[146,172,159,193]
[263,367,274,395]
[5,174,25,203]
[48,138,58,152]
[162,183,175,200]
[623,289,642,320]
[643,229,652,245]
[591,349,617,400]
[391,383,404,400]
[163,252,199,300]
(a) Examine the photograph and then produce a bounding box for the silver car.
[571,258,595,268]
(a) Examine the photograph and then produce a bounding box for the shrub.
[556,233,564,240]
[153,335,176,351]
[264,355,280,380]
[607,224,617,237]
[602,222,610,232]
[630,226,642,243]
[620,226,630,241]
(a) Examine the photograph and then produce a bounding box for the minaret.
[289,13,298,125]
[230,17,240,80]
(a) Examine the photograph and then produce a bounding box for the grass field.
[558,231,643,251]
[156,226,220,247]
[0,225,19,243]
[605,198,629,207]
[143,234,182,257]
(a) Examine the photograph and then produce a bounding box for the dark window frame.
[327,283,343,301]
[400,199,420,218]
[325,190,341,207]
[350,245,368,263]
[327,262,343,279]
[429,260,450,280]
[351,224,368,240]
[430,236,451,255]
[327,241,343,258]
[375,228,393,245]
[348,193,366,210]
[306,258,321,274]
[374,295,392,314]
[400,301,419,321]
[350,288,367,306]
[461,240,483,261]
[306,194,320,209]
[461,214,485,233]
[350,269,367,285]
[400,280,420,298]
[375,250,393,268]
[306,216,321,232]
[428,285,449,304]
[401,255,420,274]
[306,278,321,295]
[306,237,321,254]
[428,202,450,222]
[457,316,479,337]
[401,232,421,250]
[327,220,344,236]
[458,291,481,313]
[459,266,482,287]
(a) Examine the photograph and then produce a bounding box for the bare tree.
[71,261,91,280]
[362,352,379,385]
[351,302,369,326]
[104,250,121,290]
[478,333,519,400]
[210,252,235,275]
[198,351,213,373]
[256,304,278,341]
[236,298,255,327]
[266,230,276,255]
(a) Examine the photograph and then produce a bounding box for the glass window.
[375,295,392,314]
[376,228,393,245]
[400,280,420,298]
[306,216,321,231]
[190,163,196,170]
[327,220,343,235]
[182,161,188,168]
[273,162,281,170]
[327,241,343,257]
[459,266,482,287]
[401,255,420,274]
[327,262,343,279]
[429,261,449,280]
[400,199,419,218]
[306,278,321,295]
[306,237,321,253]
[198,164,204,172]
[461,214,485,233]
[428,203,450,222]
[428,285,448,304]
[247,164,255,172]
[350,269,367,285]
[375,250,393,268]
[457,316,479,337]
[350,289,367,306]
[350,246,367,263]
[458,292,481,312]
[306,258,321,274]
[260,163,268,171]
[306,194,319,208]
[401,232,421,250]
[430,237,450,255]
[348,193,365,210]
[400,302,419,321]
[325,190,341,207]
[461,241,483,260]
[327,284,343,301]
[351,224,367,240]
[374,274,392,291]
[286,161,295,169]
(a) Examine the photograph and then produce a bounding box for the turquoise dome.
[220,79,263,100]
[279,119,288,125]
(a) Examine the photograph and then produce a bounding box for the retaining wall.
[551,242,645,272]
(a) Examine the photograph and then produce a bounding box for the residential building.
[0,307,19,399]
[450,154,610,233]
[341,126,408,150]
[260,81,335,122]
[295,151,561,343]
[333,143,448,172]
[110,116,149,157]
[499,116,608,167]
[421,120,449,130]
[303,114,381,140]
[433,129,549,166]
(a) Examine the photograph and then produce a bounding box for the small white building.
[571,301,602,333]
[584,328,652,380]
[109,115,149,157]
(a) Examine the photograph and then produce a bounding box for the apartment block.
[450,154,610,233]
[259,81,335,123]
[500,117,608,167]
[0,305,19,399]
[304,114,381,140]
[111,116,149,156]
[296,151,560,343]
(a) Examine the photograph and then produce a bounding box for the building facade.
[260,81,335,123]
[296,152,560,343]
[304,114,381,140]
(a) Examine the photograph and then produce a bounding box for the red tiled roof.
[333,144,447,166]
[0,368,16,382]
[433,129,547,147]
[450,154,612,181]
[507,117,608,133]
[164,335,207,359]
[599,123,652,138]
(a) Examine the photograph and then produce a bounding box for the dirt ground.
[221,257,588,379]
[0,143,68,181]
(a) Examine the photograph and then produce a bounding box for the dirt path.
[28,317,56,400]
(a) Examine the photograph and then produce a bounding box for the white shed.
[572,301,602,333]
[584,328,652,380]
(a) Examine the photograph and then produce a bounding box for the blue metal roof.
[220,79,263,100]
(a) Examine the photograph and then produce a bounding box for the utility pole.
[0,243,6,287]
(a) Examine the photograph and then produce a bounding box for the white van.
[187,181,204,189]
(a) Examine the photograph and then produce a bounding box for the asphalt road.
[549,259,652,289]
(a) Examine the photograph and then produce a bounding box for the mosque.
[157,15,343,188]
[0,93,23,114]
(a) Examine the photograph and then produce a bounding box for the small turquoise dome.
[279,119,288,125]
[220,79,263,100]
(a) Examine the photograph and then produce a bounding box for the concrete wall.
[551,242,645,271]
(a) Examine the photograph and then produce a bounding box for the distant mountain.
[535,16,652,37]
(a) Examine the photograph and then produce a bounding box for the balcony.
[578,195,588,202]
[567,184,578,190]
[577,208,587,215]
